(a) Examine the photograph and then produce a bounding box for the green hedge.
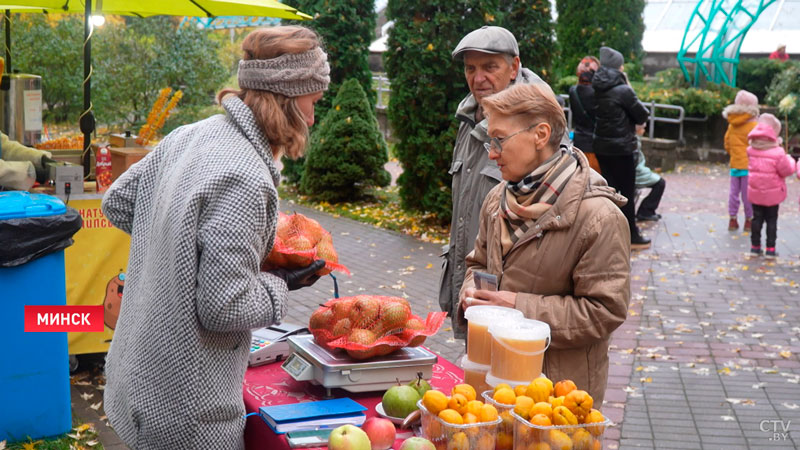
[737,58,787,102]
[766,64,800,136]
[281,0,377,185]
[497,0,555,83]
[384,0,497,223]
[555,0,645,79]
[301,79,389,201]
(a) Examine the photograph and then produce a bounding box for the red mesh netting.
[308,295,447,360]
[263,212,350,276]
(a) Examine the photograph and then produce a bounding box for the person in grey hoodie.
[439,26,548,340]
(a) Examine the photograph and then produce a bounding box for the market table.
[243,351,464,450]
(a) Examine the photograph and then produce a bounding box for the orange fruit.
[423,390,449,415]
[465,400,484,417]
[530,413,552,441]
[515,384,529,397]
[479,403,499,422]
[530,444,552,450]
[500,410,514,428]
[462,412,478,424]
[548,430,573,450]
[424,418,442,438]
[564,390,593,420]
[552,405,578,426]
[438,408,464,425]
[572,428,593,450]
[592,438,602,450]
[452,383,477,402]
[583,409,606,436]
[531,401,554,421]
[477,433,494,450]
[448,393,469,415]
[447,431,469,450]
[549,395,565,408]
[493,383,513,394]
[493,387,516,405]
[554,379,577,398]
[526,378,553,403]
[514,395,536,420]
[496,430,513,450]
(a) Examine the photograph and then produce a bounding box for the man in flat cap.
[592,46,651,249]
[439,26,547,339]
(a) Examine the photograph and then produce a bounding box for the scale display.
[282,353,314,380]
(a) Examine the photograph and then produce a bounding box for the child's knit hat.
[748,113,781,144]
[735,90,758,106]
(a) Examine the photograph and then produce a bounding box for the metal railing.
[646,101,685,144]
[559,94,685,144]
[373,74,390,110]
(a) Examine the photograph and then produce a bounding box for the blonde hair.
[217,26,324,159]
[482,83,566,148]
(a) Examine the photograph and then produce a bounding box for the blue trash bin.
[0,192,72,442]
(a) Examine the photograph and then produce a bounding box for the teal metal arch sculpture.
[677,0,777,86]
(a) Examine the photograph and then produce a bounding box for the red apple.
[361,417,396,450]
[398,437,435,450]
[328,424,371,450]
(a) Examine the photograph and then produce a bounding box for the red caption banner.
[25,305,105,332]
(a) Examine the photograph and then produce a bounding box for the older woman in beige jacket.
[459,83,631,407]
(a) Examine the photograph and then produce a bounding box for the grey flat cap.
[452,26,519,60]
[599,46,624,68]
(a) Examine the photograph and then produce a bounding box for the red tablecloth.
[243,350,464,450]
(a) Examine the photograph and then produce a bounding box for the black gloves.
[35,155,56,184]
[268,259,326,291]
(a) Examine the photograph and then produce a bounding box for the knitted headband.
[238,46,330,97]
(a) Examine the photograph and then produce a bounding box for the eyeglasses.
[483,123,540,155]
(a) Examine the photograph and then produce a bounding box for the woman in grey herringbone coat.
[101,26,330,449]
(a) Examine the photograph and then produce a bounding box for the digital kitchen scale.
[281,334,437,397]
[248,322,309,367]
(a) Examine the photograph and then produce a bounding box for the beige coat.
[460,149,631,406]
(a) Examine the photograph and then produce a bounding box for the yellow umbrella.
[0,0,311,169]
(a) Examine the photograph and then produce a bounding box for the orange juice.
[488,318,550,384]
[464,306,523,365]
[461,357,491,395]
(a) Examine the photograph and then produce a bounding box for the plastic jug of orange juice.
[464,305,523,365]
[487,318,550,385]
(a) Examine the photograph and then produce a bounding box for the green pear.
[407,372,432,397]
[382,384,420,418]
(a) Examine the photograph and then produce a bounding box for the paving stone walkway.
[69,162,800,449]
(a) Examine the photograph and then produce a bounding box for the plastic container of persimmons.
[417,384,503,450]
[482,376,610,450]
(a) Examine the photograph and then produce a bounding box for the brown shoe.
[728,217,739,231]
[744,218,752,232]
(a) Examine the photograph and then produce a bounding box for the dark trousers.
[637,178,666,217]
[751,204,779,248]
[596,153,640,239]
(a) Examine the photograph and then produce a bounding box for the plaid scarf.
[499,146,578,256]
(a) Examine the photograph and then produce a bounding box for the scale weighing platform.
[248,322,308,367]
[281,334,437,396]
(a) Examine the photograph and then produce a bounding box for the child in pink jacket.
[747,113,795,258]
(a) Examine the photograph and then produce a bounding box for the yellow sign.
[65,198,130,354]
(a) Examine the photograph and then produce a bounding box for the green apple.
[382,385,420,418]
[407,372,432,397]
[328,424,371,450]
[398,437,436,450]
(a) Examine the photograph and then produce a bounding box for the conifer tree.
[301,78,390,201]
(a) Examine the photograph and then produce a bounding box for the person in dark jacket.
[592,46,651,249]
[569,56,601,173]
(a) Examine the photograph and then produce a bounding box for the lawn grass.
[2,422,103,450]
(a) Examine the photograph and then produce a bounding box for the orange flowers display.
[137,88,183,146]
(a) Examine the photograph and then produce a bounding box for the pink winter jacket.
[747,144,796,206]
